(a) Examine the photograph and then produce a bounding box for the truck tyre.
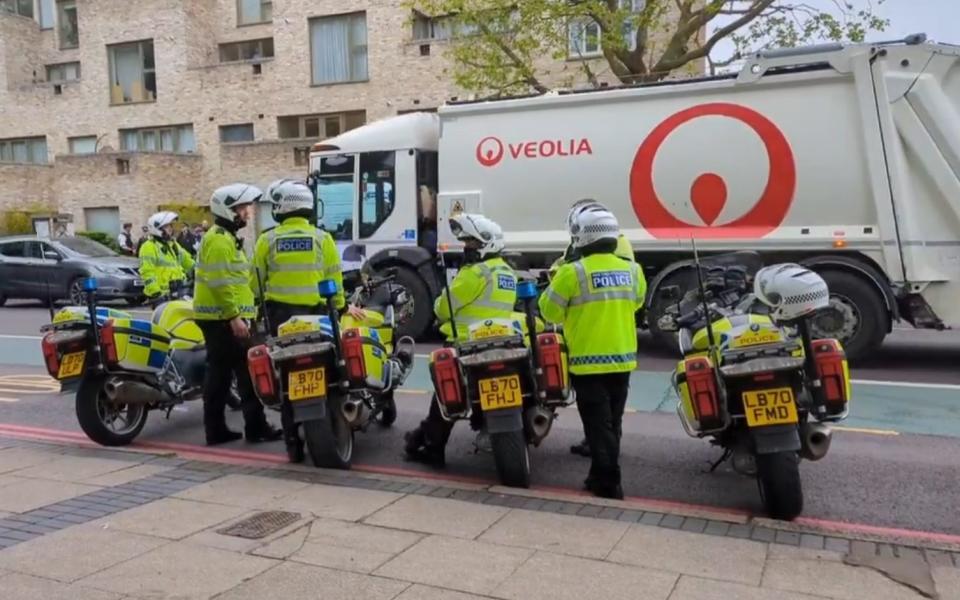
[490,430,531,488]
[393,266,432,341]
[756,451,803,521]
[76,375,148,446]
[302,397,353,470]
[811,270,887,361]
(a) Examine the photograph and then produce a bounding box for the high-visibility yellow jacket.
[251,216,345,310]
[193,226,255,321]
[539,252,646,375]
[435,257,517,341]
[138,239,194,298]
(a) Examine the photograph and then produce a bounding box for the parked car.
[0,236,143,307]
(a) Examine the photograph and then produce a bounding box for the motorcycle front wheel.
[756,451,803,520]
[490,430,531,488]
[302,397,354,469]
[75,375,148,446]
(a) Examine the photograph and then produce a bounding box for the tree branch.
[475,21,549,93]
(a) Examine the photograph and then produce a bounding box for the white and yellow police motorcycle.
[657,252,850,520]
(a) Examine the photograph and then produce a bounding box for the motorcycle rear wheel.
[756,451,803,521]
[76,375,148,446]
[491,430,531,488]
[302,398,354,470]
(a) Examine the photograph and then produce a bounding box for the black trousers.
[264,302,321,449]
[197,320,268,436]
[417,394,456,451]
[573,372,631,489]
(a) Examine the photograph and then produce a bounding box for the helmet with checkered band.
[754,264,829,322]
[566,198,605,232]
[569,204,619,249]
[147,211,178,240]
[448,213,505,258]
[266,179,314,220]
[209,183,263,222]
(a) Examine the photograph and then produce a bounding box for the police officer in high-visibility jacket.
[139,211,195,301]
[550,199,636,459]
[539,206,646,499]
[194,183,281,446]
[404,213,517,466]
[251,179,364,463]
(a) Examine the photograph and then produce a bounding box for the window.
[309,12,368,85]
[358,152,395,239]
[119,124,195,153]
[116,158,130,174]
[317,155,354,240]
[568,0,643,59]
[57,0,78,49]
[38,0,54,28]
[237,0,271,25]
[83,207,121,236]
[278,111,365,140]
[46,62,81,82]
[108,40,156,104]
[219,37,274,63]
[293,147,310,167]
[0,0,33,18]
[219,123,254,143]
[0,137,48,164]
[68,135,97,154]
[0,242,26,258]
[27,241,60,261]
[411,12,479,41]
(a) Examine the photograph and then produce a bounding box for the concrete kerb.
[0,434,958,569]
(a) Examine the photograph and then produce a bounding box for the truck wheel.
[810,270,887,361]
[392,266,432,341]
[646,270,694,355]
[490,430,531,488]
[756,451,803,521]
[302,398,353,469]
[76,376,148,446]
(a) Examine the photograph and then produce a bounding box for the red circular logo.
[629,103,796,239]
[476,136,505,167]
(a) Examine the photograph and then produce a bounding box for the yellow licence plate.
[57,351,86,379]
[478,375,522,411]
[288,367,327,402]
[742,387,798,427]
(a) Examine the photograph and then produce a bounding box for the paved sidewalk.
[0,438,956,600]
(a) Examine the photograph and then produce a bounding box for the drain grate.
[217,510,301,539]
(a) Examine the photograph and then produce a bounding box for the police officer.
[251,179,365,462]
[139,211,195,302]
[404,213,517,466]
[194,183,281,446]
[539,205,646,499]
[550,199,636,458]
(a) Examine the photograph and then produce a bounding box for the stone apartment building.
[0,0,697,237]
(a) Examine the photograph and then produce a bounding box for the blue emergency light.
[318,280,338,298]
[517,280,538,300]
[81,277,98,292]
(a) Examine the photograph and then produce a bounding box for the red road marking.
[2,422,959,546]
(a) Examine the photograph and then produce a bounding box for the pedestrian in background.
[117,223,135,256]
[177,223,198,257]
[135,225,149,254]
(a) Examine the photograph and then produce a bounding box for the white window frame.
[108,39,156,104]
[309,12,369,86]
[119,124,195,154]
[237,0,272,26]
[46,62,81,83]
[68,135,98,154]
[278,111,366,140]
[567,0,644,59]
[0,137,48,164]
[218,37,274,63]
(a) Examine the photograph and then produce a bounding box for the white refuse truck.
[308,35,960,359]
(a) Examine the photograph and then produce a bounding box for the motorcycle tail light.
[684,356,723,429]
[247,345,276,402]
[341,328,367,385]
[41,333,61,379]
[99,320,118,365]
[812,338,849,414]
[430,348,466,414]
[536,333,569,400]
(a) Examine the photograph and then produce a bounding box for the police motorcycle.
[656,251,850,520]
[246,271,415,469]
[427,273,571,488]
[40,278,241,446]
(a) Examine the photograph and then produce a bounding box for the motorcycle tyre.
[302,399,354,470]
[756,451,803,521]
[76,375,148,447]
[490,430,531,488]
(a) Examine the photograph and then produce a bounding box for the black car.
[0,236,143,306]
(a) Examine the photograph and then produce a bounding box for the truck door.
[357,150,418,257]
[316,153,362,270]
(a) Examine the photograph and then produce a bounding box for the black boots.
[570,438,591,457]
[245,422,283,443]
[403,429,446,467]
[206,428,242,446]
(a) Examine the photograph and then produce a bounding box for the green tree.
[408,0,889,96]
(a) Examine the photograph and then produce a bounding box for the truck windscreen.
[318,154,355,241]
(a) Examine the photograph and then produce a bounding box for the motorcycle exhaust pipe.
[341,398,366,426]
[800,422,833,461]
[524,406,555,447]
[103,378,169,405]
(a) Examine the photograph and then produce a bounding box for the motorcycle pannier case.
[341,327,389,390]
[677,356,725,432]
[536,333,569,401]
[429,347,466,414]
[102,318,172,374]
[811,338,850,417]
